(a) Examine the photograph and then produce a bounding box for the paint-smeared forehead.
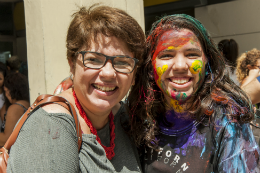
[152,29,201,61]
[158,29,199,48]
[160,29,195,42]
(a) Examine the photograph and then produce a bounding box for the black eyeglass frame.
[75,51,139,74]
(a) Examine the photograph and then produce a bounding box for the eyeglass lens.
[83,52,135,73]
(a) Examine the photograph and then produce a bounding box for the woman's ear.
[131,77,135,86]
[68,59,75,74]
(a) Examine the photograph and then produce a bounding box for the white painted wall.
[24,0,144,102]
[195,0,260,55]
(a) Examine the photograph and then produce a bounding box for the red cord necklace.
[73,90,115,160]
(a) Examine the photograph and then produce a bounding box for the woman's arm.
[241,68,260,104]
[241,68,260,88]
[6,106,79,173]
[0,104,25,146]
[242,78,260,104]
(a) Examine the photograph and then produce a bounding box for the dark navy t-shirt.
[141,107,260,173]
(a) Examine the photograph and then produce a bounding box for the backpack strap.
[3,95,82,152]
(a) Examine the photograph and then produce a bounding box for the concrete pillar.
[24,0,145,102]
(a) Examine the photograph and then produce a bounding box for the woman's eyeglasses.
[75,51,139,74]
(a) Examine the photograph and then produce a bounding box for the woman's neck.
[163,97,195,130]
[82,105,110,130]
[61,88,112,130]
[163,110,194,130]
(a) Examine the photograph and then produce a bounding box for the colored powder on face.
[152,31,195,61]
[163,37,192,49]
[190,60,203,74]
[155,64,168,89]
[176,93,181,100]
[192,59,206,93]
[170,99,184,113]
[170,91,188,103]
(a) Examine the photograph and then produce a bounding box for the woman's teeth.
[93,84,116,92]
[172,78,189,84]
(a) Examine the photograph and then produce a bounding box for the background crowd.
[0,56,29,147]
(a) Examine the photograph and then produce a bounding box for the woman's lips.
[92,84,117,91]
[92,84,118,96]
[168,77,193,89]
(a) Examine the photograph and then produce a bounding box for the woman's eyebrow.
[186,48,202,53]
[161,49,176,53]
[186,48,201,52]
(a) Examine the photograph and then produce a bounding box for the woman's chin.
[90,98,118,111]
[167,89,194,102]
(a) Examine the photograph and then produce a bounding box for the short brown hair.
[66,4,145,65]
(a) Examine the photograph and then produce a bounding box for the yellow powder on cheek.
[189,60,203,74]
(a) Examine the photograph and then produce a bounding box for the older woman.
[7,5,145,172]
[127,14,260,172]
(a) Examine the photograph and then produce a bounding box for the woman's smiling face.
[152,29,207,112]
[71,34,135,115]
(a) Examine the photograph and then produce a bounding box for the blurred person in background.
[237,48,260,89]
[0,73,29,147]
[6,56,21,73]
[0,63,7,126]
[218,39,239,85]
[236,48,260,145]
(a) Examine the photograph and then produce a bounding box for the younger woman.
[128,14,260,172]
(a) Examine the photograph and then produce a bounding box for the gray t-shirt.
[7,103,141,173]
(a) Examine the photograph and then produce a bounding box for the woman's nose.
[172,55,188,71]
[100,60,116,78]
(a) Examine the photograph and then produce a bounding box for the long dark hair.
[4,73,29,102]
[218,39,238,72]
[127,14,253,149]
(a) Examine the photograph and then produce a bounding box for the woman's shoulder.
[15,100,30,109]
[7,103,28,115]
[42,103,71,115]
[43,89,74,115]
[211,105,254,138]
